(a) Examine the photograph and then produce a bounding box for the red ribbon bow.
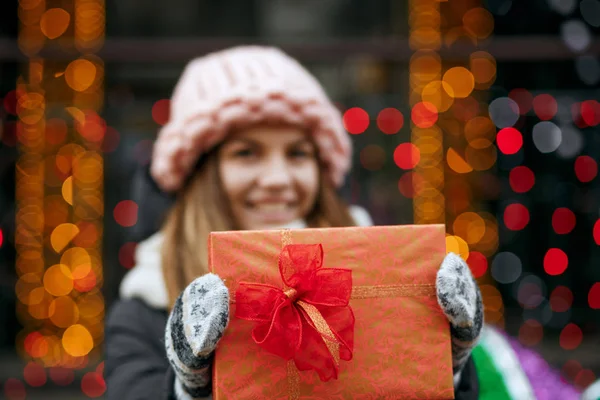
[235,244,355,381]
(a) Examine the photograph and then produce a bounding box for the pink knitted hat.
[150,45,352,192]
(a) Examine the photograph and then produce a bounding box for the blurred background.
[1,0,600,398]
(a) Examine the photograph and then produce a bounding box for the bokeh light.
[503,203,530,231]
[23,361,46,387]
[552,208,576,234]
[411,101,438,128]
[397,172,423,199]
[43,264,74,296]
[81,372,106,398]
[49,367,75,386]
[421,81,454,112]
[489,97,520,128]
[442,67,474,98]
[447,148,473,174]
[550,286,574,312]
[3,378,26,400]
[376,108,404,134]
[343,107,369,134]
[113,200,138,227]
[470,52,496,89]
[360,145,386,171]
[467,251,488,278]
[446,235,470,261]
[509,166,535,193]
[519,319,544,346]
[152,99,170,126]
[574,155,598,183]
[496,127,522,155]
[40,8,70,39]
[589,283,600,309]
[533,94,558,120]
[453,212,486,245]
[65,59,97,92]
[62,324,94,357]
[532,121,562,153]
[544,248,569,276]
[509,88,533,115]
[50,223,80,253]
[465,116,495,149]
[118,242,137,269]
[393,143,420,170]
[462,7,494,39]
[491,252,522,284]
[560,323,583,350]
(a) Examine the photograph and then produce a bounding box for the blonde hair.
[160,150,356,308]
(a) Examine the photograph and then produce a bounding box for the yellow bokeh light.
[465,116,495,149]
[49,296,80,328]
[72,152,103,186]
[443,67,475,99]
[62,324,94,357]
[17,91,45,125]
[43,264,73,296]
[465,144,497,171]
[62,176,73,205]
[421,80,454,112]
[65,107,86,125]
[463,8,495,39]
[16,250,44,276]
[61,247,92,279]
[40,8,70,39]
[447,148,473,174]
[453,212,486,245]
[77,290,105,321]
[65,59,97,92]
[15,273,41,305]
[50,223,80,253]
[28,288,53,319]
[410,52,442,88]
[445,235,469,260]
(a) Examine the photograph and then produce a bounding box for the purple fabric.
[505,334,581,400]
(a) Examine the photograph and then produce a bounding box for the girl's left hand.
[436,252,484,382]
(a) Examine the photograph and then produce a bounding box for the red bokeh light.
[562,360,582,381]
[393,143,420,170]
[466,251,488,278]
[552,208,576,235]
[24,332,48,358]
[119,242,138,269]
[580,100,600,127]
[377,108,404,134]
[0,228,3,247]
[496,127,523,155]
[102,127,120,153]
[45,118,68,146]
[397,172,423,199]
[594,219,600,245]
[411,102,438,128]
[152,99,171,126]
[575,369,596,389]
[560,323,583,350]
[451,97,480,122]
[96,361,105,377]
[550,286,573,312]
[49,367,75,386]
[3,90,18,115]
[508,88,533,115]
[3,378,26,400]
[544,248,568,276]
[73,269,97,293]
[574,156,598,183]
[114,200,138,228]
[589,283,600,309]
[81,372,106,398]
[532,94,558,120]
[343,107,370,134]
[503,203,529,231]
[78,112,106,143]
[518,319,543,347]
[509,166,535,193]
[23,362,47,387]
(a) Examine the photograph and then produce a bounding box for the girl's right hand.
[164,273,229,398]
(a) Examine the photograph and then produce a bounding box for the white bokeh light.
[489,97,520,128]
[561,20,592,52]
[556,125,583,159]
[548,0,577,15]
[533,121,562,153]
[576,56,600,85]
[491,251,522,284]
[580,0,600,27]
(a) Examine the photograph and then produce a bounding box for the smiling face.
[217,124,320,230]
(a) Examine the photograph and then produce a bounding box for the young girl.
[105,46,583,400]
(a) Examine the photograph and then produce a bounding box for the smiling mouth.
[245,202,297,222]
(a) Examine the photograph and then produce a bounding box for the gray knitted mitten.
[165,273,229,400]
[436,252,484,385]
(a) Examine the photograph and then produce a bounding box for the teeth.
[255,204,288,212]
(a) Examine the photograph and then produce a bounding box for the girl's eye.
[234,148,255,158]
[289,148,314,158]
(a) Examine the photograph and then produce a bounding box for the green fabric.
[471,344,513,400]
